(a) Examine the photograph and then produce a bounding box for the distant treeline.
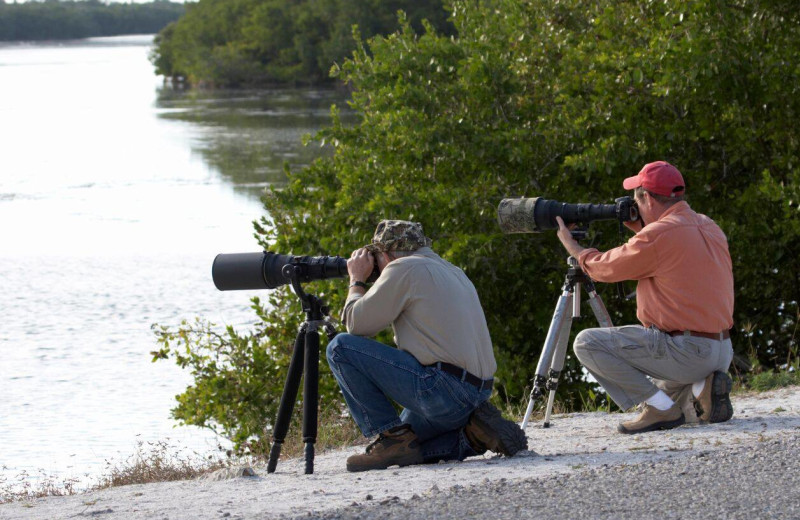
[150,0,452,87]
[0,0,185,41]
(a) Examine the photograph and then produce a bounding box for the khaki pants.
[574,325,733,414]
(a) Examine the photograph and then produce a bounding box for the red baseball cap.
[623,161,686,197]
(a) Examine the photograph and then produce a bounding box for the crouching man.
[326,220,527,472]
[555,161,735,434]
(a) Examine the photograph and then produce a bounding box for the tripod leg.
[543,296,574,427]
[267,327,307,474]
[541,284,612,428]
[521,289,572,429]
[302,328,320,475]
[584,280,613,328]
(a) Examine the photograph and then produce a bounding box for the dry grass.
[92,440,228,490]
[1,440,230,505]
[0,468,80,504]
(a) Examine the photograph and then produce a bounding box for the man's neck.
[649,200,687,223]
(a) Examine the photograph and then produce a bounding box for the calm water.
[0,35,348,488]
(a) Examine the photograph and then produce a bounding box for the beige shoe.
[666,384,701,424]
[618,403,685,434]
[346,426,423,472]
[694,371,734,423]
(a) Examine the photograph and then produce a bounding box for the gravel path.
[304,434,800,520]
[1,386,798,519]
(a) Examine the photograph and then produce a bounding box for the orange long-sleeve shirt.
[577,201,734,333]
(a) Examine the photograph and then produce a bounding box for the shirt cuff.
[577,247,600,271]
[345,293,364,305]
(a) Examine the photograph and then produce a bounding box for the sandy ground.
[1,386,798,520]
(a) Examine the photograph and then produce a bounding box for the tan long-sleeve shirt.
[341,248,497,379]
[578,201,734,333]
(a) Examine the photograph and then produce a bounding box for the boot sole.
[708,371,734,423]
[346,456,422,473]
[472,403,528,456]
[617,413,686,434]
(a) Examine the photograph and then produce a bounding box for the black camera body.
[497,196,639,234]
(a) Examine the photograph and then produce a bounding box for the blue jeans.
[326,333,491,463]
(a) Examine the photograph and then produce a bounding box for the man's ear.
[641,190,653,208]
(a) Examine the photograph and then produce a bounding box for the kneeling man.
[327,220,527,472]
[555,161,735,434]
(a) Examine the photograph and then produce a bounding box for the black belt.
[428,362,493,392]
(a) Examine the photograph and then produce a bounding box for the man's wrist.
[566,242,585,258]
[349,280,369,289]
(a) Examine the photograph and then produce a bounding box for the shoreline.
[2,385,798,519]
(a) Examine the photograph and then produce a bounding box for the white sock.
[692,380,706,398]
[645,390,675,411]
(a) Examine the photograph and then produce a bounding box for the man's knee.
[326,333,353,365]
[573,328,600,364]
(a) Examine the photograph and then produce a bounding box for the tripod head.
[566,225,630,301]
[282,264,331,321]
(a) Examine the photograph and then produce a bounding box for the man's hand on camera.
[623,218,644,234]
[347,248,374,284]
[555,216,586,258]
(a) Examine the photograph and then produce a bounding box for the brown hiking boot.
[694,371,734,423]
[464,401,528,456]
[618,403,685,434]
[346,426,423,472]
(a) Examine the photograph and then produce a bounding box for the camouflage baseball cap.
[364,220,433,253]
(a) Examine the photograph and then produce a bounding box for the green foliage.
[748,370,800,392]
[150,306,287,453]
[149,0,452,86]
[0,0,185,41]
[156,0,800,451]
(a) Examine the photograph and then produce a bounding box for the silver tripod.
[520,251,614,429]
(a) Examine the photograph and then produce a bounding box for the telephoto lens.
[212,252,349,290]
[497,197,619,233]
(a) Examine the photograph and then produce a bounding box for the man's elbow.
[344,320,373,337]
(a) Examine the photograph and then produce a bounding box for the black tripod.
[520,235,614,429]
[266,264,338,475]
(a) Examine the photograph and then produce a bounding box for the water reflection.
[154,87,356,199]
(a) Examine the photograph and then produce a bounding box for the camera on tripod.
[211,250,375,475]
[495,195,635,430]
[496,196,639,234]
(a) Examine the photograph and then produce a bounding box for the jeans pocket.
[440,372,478,408]
[416,372,471,419]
